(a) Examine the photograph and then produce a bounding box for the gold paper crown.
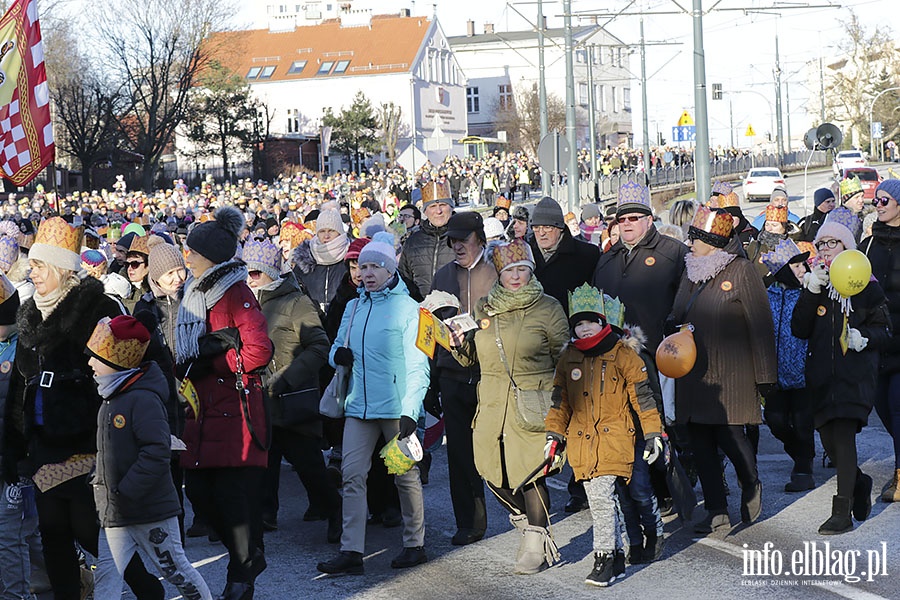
[764,205,788,223]
[86,317,149,370]
[840,176,863,200]
[420,181,452,205]
[490,238,534,273]
[690,206,733,238]
[713,191,740,209]
[495,196,511,209]
[568,283,603,317]
[34,217,81,254]
[127,233,150,255]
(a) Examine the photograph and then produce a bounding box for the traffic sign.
[745,124,756,137]
[537,131,571,175]
[677,111,694,126]
[872,122,883,139]
[671,126,696,143]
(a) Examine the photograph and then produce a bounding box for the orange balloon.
[656,327,697,378]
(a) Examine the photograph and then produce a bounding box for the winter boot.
[643,534,665,562]
[509,513,528,533]
[613,550,626,578]
[818,496,853,535]
[880,469,900,502]
[515,526,559,575]
[852,471,873,521]
[585,552,617,587]
[627,543,644,565]
[784,471,815,493]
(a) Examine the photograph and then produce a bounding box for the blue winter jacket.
[767,283,807,390]
[329,276,429,420]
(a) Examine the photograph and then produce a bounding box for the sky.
[235,0,900,148]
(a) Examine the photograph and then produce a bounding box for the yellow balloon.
[829,249,872,297]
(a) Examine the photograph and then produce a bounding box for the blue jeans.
[0,480,43,600]
[616,440,663,544]
[875,372,900,469]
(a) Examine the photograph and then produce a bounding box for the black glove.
[333,347,353,367]
[663,316,678,337]
[757,383,777,399]
[197,327,241,358]
[399,416,418,439]
[423,386,442,419]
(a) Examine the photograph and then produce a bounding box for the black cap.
[446,211,483,241]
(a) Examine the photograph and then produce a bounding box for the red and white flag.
[0,0,53,186]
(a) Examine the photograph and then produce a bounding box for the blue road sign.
[671,126,696,143]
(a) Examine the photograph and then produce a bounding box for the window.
[617,47,624,67]
[598,46,604,64]
[287,109,299,134]
[246,66,262,79]
[333,60,350,74]
[287,60,307,74]
[612,86,618,112]
[592,46,600,65]
[466,87,479,113]
[598,85,606,112]
[575,48,587,64]
[609,47,616,66]
[578,82,588,106]
[498,83,513,111]
[259,65,276,79]
[317,61,334,75]
[623,88,631,111]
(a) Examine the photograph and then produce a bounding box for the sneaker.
[317,551,364,575]
[644,534,665,562]
[391,546,427,569]
[613,550,626,577]
[585,552,617,587]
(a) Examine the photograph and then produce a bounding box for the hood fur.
[6,257,29,283]
[618,324,647,353]
[291,239,315,274]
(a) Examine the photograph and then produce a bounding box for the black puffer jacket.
[292,240,348,314]
[862,221,900,373]
[133,291,183,437]
[398,219,455,301]
[528,228,600,315]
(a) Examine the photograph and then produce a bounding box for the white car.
[833,150,867,174]
[742,168,786,202]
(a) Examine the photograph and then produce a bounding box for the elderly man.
[429,212,497,545]
[398,181,456,301]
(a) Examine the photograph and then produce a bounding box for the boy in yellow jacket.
[544,284,663,587]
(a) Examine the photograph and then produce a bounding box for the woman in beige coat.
[451,238,569,575]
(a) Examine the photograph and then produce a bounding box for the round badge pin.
[113,415,126,429]
[479,318,491,329]
[817,305,827,317]
[720,281,733,292]
[644,256,656,267]
[571,368,582,381]
[0,360,10,374]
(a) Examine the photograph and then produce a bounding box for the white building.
[449,21,633,150]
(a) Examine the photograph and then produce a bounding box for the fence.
[161,162,255,188]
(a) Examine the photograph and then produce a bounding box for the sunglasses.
[248,270,264,278]
[873,196,893,207]
[126,260,146,270]
[617,215,646,224]
[815,239,842,250]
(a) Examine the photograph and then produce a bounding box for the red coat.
[180,282,273,469]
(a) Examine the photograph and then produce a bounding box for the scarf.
[251,278,282,299]
[485,275,544,316]
[685,250,736,284]
[95,368,140,399]
[573,324,614,352]
[309,233,350,266]
[33,275,79,320]
[757,230,786,249]
[175,260,248,364]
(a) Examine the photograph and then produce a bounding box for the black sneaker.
[585,552,617,587]
[784,472,815,493]
[391,546,427,569]
[317,551,364,575]
[613,550,625,577]
[644,534,665,562]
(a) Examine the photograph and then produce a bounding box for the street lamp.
[868,86,900,162]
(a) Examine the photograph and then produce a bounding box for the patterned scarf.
[309,233,350,266]
[175,260,248,364]
[685,250,736,284]
[485,275,544,316]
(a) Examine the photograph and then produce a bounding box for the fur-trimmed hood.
[291,239,315,275]
[6,256,29,283]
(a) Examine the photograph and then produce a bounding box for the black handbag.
[277,386,322,426]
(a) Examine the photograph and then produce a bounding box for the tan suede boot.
[881,469,900,502]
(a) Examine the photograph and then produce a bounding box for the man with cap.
[751,188,801,231]
[802,187,837,242]
[428,211,497,545]
[398,181,455,301]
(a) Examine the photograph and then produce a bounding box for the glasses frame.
[873,196,893,208]
[616,215,646,224]
[815,238,841,251]
[125,260,146,270]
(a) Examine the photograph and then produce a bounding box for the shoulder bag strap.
[493,318,518,390]
[679,280,709,323]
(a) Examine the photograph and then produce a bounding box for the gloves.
[543,432,566,475]
[757,383,777,400]
[423,386,442,419]
[398,416,418,440]
[333,347,354,367]
[643,434,664,465]
[197,327,241,358]
[804,264,829,294]
[847,327,869,352]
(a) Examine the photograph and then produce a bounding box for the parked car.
[833,150,867,175]
[743,168,786,202]
[841,167,882,200]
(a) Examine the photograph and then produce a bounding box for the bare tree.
[379,102,403,167]
[494,82,566,154]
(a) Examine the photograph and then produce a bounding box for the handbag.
[494,319,553,432]
[319,299,358,419]
[278,387,323,426]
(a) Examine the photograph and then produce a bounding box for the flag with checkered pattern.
[0,0,53,186]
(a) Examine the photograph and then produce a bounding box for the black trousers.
[440,377,487,532]
[185,467,264,584]
[765,387,815,474]
[687,423,759,514]
[263,427,340,518]
[36,475,162,600]
[818,418,860,498]
[487,479,550,527]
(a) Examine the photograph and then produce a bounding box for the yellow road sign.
[677,111,694,126]
[745,124,756,137]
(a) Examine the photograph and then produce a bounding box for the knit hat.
[420,181,453,209]
[483,217,506,240]
[710,180,733,197]
[531,196,565,229]
[357,231,398,274]
[147,235,185,283]
[814,187,836,208]
[0,236,18,273]
[770,187,789,202]
[86,315,151,371]
[490,238,535,273]
[815,221,857,251]
[616,181,652,218]
[345,237,371,261]
[876,178,900,201]
[840,176,864,202]
[688,206,733,248]
[316,209,344,233]
[243,239,282,281]
[81,249,108,279]
[186,205,244,264]
[761,239,810,275]
[580,203,602,221]
[30,217,82,272]
[764,205,788,224]
[824,207,861,241]
[0,273,18,325]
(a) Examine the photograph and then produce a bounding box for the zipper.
[600,361,606,394]
[360,295,374,419]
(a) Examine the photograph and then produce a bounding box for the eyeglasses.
[873,196,893,207]
[617,215,646,224]
[248,270,263,278]
[533,225,559,233]
[126,260,145,270]
[398,214,415,221]
[815,239,841,250]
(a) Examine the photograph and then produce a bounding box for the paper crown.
[242,238,281,271]
[761,239,810,275]
[568,283,603,318]
[495,196,511,210]
[796,240,817,259]
[351,206,371,226]
[689,206,733,244]
[125,233,149,255]
[616,180,651,212]
[601,293,626,330]
[0,272,15,305]
[764,205,789,223]
[420,180,452,206]
[490,238,535,273]
[710,180,733,197]
[824,206,861,239]
[714,191,740,209]
[86,316,150,371]
[279,221,309,249]
[840,176,864,200]
[0,236,17,273]
[35,217,81,254]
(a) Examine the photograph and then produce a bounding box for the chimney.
[466,19,475,37]
[484,22,494,34]
[399,8,410,17]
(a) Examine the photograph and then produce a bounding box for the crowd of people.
[0,156,897,600]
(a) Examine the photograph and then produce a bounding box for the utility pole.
[729,98,734,149]
[691,0,711,203]
[785,81,792,154]
[774,31,785,163]
[563,0,578,211]
[819,53,826,121]
[587,45,598,198]
[538,0,550,196]
[640,16,650,180]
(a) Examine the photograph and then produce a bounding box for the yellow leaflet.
[178,378,200,418]
[415,308,436,358]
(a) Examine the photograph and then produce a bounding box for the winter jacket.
[801,208,829,242]
[257,275,329,435]
[529,228,600,316]
[329,276,429,421]
[792,277,891,428]
[93,362,181,528]
[593,226,688,351]
[179,280,273,470]
[452,291,569,488]
[5,277,122,473]
[0,334,16,460]
[292,240,348,314]
[324,272,358,342]
[398,219,455,301]
[133,292,184,437]
[546,336,661,483]
[671,255,778,425]
[767,284,807,390]
[135,291,180,355]
[861,223,900,374]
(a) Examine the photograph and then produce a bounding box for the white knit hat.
[316,209,344,234]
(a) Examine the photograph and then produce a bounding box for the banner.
[0,0,53,186]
